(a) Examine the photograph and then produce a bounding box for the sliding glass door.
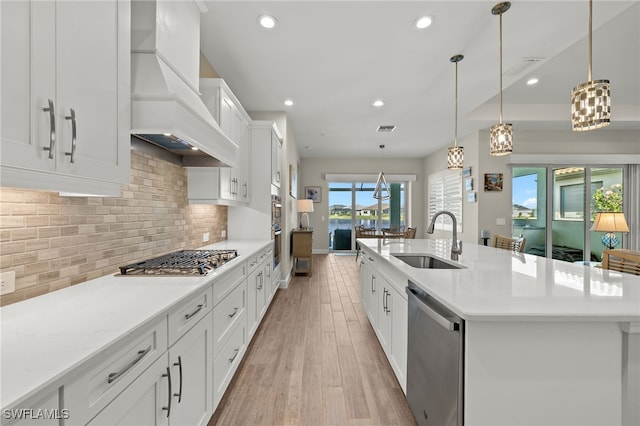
[512,166,624,262]
[328,181,406,251]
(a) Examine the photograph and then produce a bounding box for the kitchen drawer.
[65,318,167,424]
[213,279,246,357]
[246,253,260,274]
[168,286,213,346]
[212,262,246,306]
[213,316,246,408]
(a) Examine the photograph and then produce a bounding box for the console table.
[292,229,313,276]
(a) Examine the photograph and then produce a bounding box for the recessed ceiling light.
[258,15,277,29]
[373,100,385,107]
[284,99,294,106]
[414,16,434,30]
[191,146,199,151]
[526,78,539,85]
[163,133,172,137]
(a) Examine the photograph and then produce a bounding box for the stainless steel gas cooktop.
[118,249,239,276]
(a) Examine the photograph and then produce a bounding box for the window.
[512,165,625,262]
[428,170,462,232]
[328,181,407,250]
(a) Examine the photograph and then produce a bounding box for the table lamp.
[297,199,314,229]
[590,212,630,250]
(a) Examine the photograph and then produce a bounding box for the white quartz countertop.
[360,238,640,322]
[0,240,271,410]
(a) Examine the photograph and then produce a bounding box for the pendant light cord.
[499,11,504,124]
[454,60,459,147]
[587,0,593,81]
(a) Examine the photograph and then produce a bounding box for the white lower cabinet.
[65,319,168,424]
[86,312,213,426]
[87,352,170,426]
[65,287,213,426]
[377,276,408,392]
[359,254,378,328]
[4,389,61,426]
[212,314,245,408]
[167,311,213,426]
[359,248,408,393]
[246,251,269,340]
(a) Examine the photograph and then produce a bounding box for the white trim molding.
[324,173,417,182]
[509,154,640,165]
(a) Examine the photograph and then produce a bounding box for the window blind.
[428,170,462,232]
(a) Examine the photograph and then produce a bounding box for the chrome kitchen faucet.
[427,210,462,261]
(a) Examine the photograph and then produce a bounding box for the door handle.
[162,367,172,418]
[42,99,55,159]
[64,108,77,163]
[173,356,183,403]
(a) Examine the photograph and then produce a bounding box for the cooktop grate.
[119,249,239,276]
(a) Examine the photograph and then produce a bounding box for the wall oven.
[272,195,282,269]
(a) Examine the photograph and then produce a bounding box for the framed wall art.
[467,192,477,203]
[305,186,321,203]
[465,177,473,192]
[484,173,503,192]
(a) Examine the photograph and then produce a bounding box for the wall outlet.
[203,232,210,242]
[1,271,16,295]
[496,218,506,226]
[221,230,227,238]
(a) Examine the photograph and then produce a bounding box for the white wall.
[299,157,424,251]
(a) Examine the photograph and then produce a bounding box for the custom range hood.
[130,0,237,167]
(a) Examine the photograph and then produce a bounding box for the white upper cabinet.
[188,79,251,205]
[0,0,130,196]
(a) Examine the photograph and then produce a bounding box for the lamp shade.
[297,199,314,229]
[297,199,314,213]
[590,212,630,233]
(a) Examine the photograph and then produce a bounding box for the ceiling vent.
[504,57,544,76]
[376,125,397,133]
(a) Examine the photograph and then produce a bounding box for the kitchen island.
[359,238,640,426]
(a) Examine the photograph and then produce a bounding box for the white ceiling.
[200,1,640,159]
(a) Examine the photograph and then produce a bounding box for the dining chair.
[601,249,640,275]
[494,235,526,253]
[404,227,417,239]
[383,229,405,239]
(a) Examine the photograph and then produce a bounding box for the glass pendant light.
[373,144,390,200]
[489,2,513,156]
[447,54,464,170]
[571,0,610,131]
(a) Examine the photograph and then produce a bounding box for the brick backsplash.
[0,151,227,306]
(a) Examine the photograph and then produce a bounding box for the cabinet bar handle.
[228,348,240,363]
[107,346,151,383]
[162,367,172,417]
[243,182,248,197]
[42,99,55,159]
[64,108,77,163]
[184,303,205,320]
[371,275,376,294]
[228,307,239,318]
[173,356,183,403]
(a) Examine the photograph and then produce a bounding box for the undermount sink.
[392,254,464,269]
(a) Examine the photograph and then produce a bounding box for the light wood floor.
[210,253,416,426]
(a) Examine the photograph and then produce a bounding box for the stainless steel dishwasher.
[406,281,464,426]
